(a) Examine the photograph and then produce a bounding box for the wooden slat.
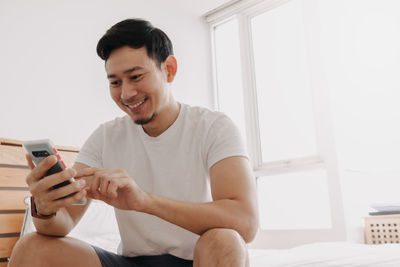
[0,214,25,234]
[0,237,18,258]
[58,151,78,168]
[0,146,26,167]
[0,168,29,188]
[0,191,30,210]
[0,138,23,147]
[55,145,79,153]
[0,262,9,267]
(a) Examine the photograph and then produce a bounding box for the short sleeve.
[205,114,248,170]
[75,125,104,168]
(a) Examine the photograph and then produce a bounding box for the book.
[369,210,400,216]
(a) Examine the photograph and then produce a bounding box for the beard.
[134,112,157,125]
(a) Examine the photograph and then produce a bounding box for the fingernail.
[67,168,76,176]
[77,179,85,187]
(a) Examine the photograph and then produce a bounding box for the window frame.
[207,0,347,248]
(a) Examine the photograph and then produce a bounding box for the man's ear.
[163,55,178,83]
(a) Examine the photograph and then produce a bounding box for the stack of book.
[369,203,400,216]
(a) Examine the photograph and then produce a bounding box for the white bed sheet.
[249,242,400,267]
[22,200,400,266]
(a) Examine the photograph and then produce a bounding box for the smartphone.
[23,139,86,205]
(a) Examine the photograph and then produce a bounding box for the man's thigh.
[92,246,193,267]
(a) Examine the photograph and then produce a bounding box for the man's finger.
[41,168,77,190]
[90,175,101,194]
[52,189,87,208]
[86,188,100,200]
[25,154,35,170]
[74,167,97,178]
[26,155,58,184]
[48,179,86,201]
[107,180,118,198]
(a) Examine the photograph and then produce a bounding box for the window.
[251,2,317,162]
[213,18,247,140]
[207,0,345,248]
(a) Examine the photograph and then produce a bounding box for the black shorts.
[92,246,193,267]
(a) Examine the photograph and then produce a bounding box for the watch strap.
[30,196,56,219]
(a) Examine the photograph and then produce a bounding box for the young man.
[9,19,258,267]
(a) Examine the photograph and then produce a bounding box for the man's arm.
[27,156,91,236]
[146,156,259,242]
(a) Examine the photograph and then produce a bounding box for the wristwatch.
[30,196,56,219]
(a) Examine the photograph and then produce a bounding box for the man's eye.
[110,80,121,86]
[130,74,143,80]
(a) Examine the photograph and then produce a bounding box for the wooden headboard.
[0,138,79,266]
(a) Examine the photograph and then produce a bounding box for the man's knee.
[9,232,101,267]
[12,232,46,254]
[10,233,52,262]
[194,228,248,265]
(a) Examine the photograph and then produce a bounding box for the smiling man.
[9,19,258,267]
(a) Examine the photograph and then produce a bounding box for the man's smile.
[122,97,147,112]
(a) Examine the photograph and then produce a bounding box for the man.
[9,19,258,267]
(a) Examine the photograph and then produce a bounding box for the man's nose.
[121,82,138,100]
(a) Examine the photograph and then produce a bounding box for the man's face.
[105,46,169,125]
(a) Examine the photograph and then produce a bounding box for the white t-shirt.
[75,103,248,260]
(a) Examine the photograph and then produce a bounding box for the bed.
[19,199,400,267]
[2,138,400,266]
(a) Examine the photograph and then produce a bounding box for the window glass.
[251,0,317,162]
[214,18,247,141]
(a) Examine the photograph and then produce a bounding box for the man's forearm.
[144,194,258,242]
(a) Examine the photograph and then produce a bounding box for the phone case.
[23,139,66,178]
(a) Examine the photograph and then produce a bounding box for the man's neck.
[142,101,181,137]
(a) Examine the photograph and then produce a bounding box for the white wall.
[318,0,400,243]
[0,0,214,147]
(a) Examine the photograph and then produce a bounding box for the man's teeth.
[128,99,145,108]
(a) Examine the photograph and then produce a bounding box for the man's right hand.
[25,154,87,216]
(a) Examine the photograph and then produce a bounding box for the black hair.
[96,19,173,67]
